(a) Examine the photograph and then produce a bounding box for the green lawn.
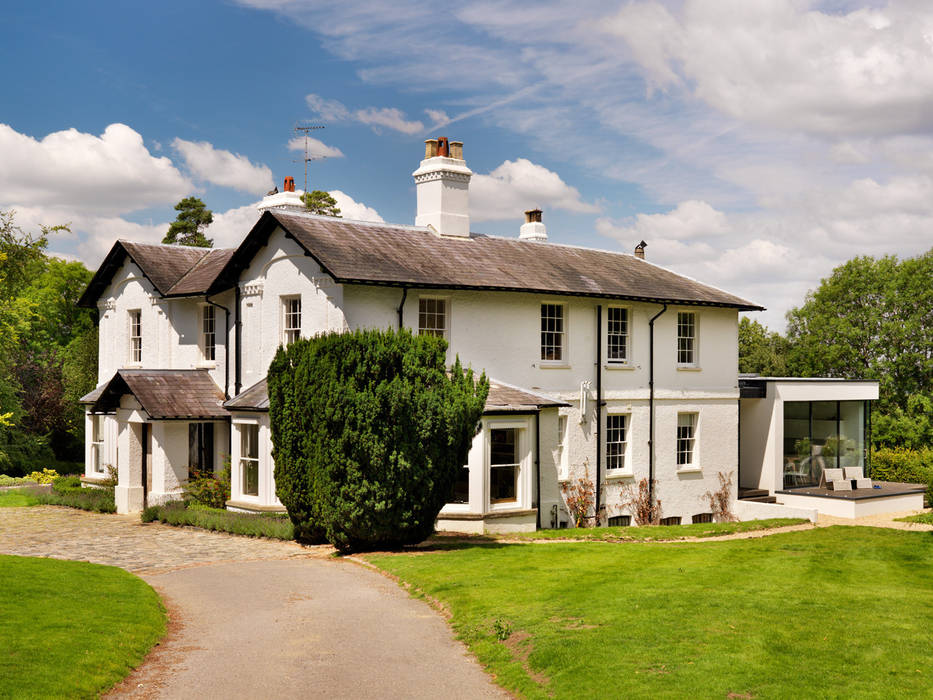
[367,527,933,699]
[504,517,808,542]
[896,511,933,525]
[0,555,166,698]
[0,489,39,507]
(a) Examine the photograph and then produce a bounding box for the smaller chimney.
[257,175,304,212]
[519,208,548,242]
[634,240,647,259]
[283,176,295,193]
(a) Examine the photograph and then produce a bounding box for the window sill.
[538,362,571,369]
[676,365,702,372]
[676,466,702,474]
[196,361,217,369]
[604,363,636,371]
[605,470,635,480]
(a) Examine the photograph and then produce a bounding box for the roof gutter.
[648,303,668,509]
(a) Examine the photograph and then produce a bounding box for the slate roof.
[81,369,227,419]
[77,241,234,308]
[223,376,567,414]
[209,210,762,310]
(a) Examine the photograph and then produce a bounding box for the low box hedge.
[141,501,294,540]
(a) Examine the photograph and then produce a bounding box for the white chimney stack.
[519,208,547,242]
[258,176,305,212]
[413,137,472,237]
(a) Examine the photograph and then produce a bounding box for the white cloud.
[471,159,599,221]
[172,138,273,194]
[596,200,731,247]
[287,135,345,159]
[0,123,190,215]
[328,190,384,222]
[605,0,933,137]
[305,93,424,134]
[425,109,451,128]
[205,203,261,249]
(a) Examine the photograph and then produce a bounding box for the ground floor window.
[91,415,105,473]
[490,428,519,504]
[188,423,214,472]
[676,413,697,467]
[240,424,259,497]
[606,414,628,472]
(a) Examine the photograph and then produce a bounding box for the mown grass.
[504,517,808,542]
[367,526,933,699]
[0,489,40,507]
[142,501,294,540]
[896,510,933,525]
[0,555,165,698]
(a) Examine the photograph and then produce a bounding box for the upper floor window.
[418,298,447,339]
[677,412,698,467]
[607,307,629,363]
[677,311,697,365]
[540,303,564,362]
[201,305,216,361]
[282,296,301,345]
[606,414,628,472]
[128,310,142,364]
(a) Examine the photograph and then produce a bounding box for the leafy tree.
[268,328,488,552]
[62,327,99,442]
[302,190,341,217]
[163,196,213,247]
[738,317,788,376]
[871,395,933,451]
[785,250,933,413]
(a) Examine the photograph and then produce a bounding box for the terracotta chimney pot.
[283,176,295,193]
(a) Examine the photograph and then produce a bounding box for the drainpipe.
[205,295,231,400]
[595,305,603,526]
[397,287,408,330]
[648,303,668,507]
[535,411,541,530]
[234,286,242,395]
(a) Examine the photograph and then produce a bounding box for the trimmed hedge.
[268,328,488,552]
[871,447,933,506]
[30,475,116,513]
[141,502,293,540]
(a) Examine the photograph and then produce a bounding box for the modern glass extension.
[782,400,868,489]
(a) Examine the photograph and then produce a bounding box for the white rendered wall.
[238,228,348,388]
[734,499,817,522]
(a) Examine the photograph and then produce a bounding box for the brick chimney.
[634,240,647,259]
[413,136,472,237]
[519,208,548,242]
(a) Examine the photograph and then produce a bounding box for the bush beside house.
[268,328,488,552]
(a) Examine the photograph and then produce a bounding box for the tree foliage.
[268,328,488,552]
[163,196,213,247]
[738,317,788,376]
[0,210,95,473]
[785,251,933,412]
[302,190,341,217]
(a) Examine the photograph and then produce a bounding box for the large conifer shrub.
[267,328,488,552]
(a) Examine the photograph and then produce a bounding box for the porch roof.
[81,369,227,419]
[223,377,569,414]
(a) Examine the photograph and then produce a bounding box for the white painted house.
[79,138,922,529]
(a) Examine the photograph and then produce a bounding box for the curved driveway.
[0,507,506,699]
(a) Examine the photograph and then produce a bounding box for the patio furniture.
[843,467,872,489]
[821,468,852,491]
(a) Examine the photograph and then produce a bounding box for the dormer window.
[128,310,142,364]
[201,305,216,361]
[282,296,301,345]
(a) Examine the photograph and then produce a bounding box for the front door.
[142,423,152,506]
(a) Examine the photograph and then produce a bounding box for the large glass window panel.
[838,401,866,470]
[783,402,812,488]
[490,428,518,503]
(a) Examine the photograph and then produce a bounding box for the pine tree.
[163,197,213,247]
[302,190,341,217]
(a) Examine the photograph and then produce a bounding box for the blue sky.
[3,0,933,330]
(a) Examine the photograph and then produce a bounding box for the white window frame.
[540,302,567,366]
[605,413,631,476]
[606,306,631,365]
[676,412,699,471]
[128,309,142,364]
[201,304,216,362]
[91,415,105,474]
[282,295,301,345]
[418,296,449,340]
[486,419,529,510]
[676,311,698,367]
[239,423,260,498]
